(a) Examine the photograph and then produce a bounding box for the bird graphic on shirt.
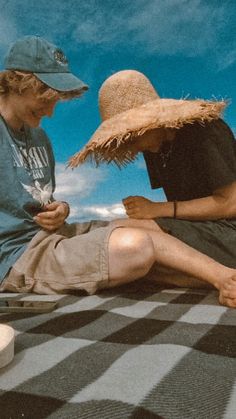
[21,180,53,206]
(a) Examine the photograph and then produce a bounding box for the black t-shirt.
[143,119,236,201]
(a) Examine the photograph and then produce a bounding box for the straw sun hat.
[69,70,226,168]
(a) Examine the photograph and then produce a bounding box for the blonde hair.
[0,70,83,101]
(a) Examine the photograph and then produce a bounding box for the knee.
[110,218,162,232]
[109,228,155,276]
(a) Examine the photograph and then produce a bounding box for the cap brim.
[34,72,89,93]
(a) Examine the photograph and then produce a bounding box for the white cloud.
[53,162,126,222]
[0,0,235,70]
[127,0,217,55]
[0,0,236,65]
[53,162,106,200]
[70,203,126,222]
[51,163,125,222]
[70,0,236,70]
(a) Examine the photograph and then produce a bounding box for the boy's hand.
[33,201,70,231]
[122,196,158,219]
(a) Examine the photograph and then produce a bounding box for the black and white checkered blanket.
[0,280,236,419]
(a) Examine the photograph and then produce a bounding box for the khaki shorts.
[0,221,118,295]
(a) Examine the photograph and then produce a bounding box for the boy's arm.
[123,181,236,220]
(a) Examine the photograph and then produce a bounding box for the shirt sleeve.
[196,119,236,191]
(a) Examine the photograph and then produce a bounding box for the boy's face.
[129,128,169,153]
[11,90,59,128]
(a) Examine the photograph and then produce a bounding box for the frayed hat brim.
[69,98,227,168]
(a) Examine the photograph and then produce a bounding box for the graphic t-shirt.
[0,116,55,282]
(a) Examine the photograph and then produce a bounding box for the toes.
[226,299,236,308]
[219,295,236,308]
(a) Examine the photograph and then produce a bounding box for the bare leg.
[108,227,155,286]
[110,218,208,287]
[108,226,236,307]
[144,265,214,289]
[111,219,210,285]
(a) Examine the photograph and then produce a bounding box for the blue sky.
[1,0,236,221]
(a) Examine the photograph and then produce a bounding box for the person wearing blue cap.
[0,37,236,307]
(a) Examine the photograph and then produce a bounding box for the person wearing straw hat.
[68,70,236,306]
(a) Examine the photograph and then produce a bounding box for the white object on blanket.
[0,324,14,368]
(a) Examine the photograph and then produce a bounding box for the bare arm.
[123,181,236,220]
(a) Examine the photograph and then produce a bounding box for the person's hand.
[218,276,236,308]
[122,196,158,219]
[33,201,70,231]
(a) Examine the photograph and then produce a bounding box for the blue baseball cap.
[4,35,88,93]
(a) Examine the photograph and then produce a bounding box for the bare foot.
[218,275,236,308]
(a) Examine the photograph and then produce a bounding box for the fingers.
[44,201,59,210]
[34,212,65,231]
[122,196,135,204]
[122,196,154,219]
[123,196,135,210]
[122,196,142,206]
[123,197,135,216]
[34,211,63,224]
[122,196,143,212]
[35,211,57,221]
[125,209,142,218]
[33,202,66,231]
[36,203,66,221]
[123,203,139,218]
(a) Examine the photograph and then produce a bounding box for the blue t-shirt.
[0,116,55,282]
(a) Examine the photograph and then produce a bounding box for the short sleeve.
[196,119,236,191]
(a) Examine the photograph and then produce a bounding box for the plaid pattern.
[0,279,236,419]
